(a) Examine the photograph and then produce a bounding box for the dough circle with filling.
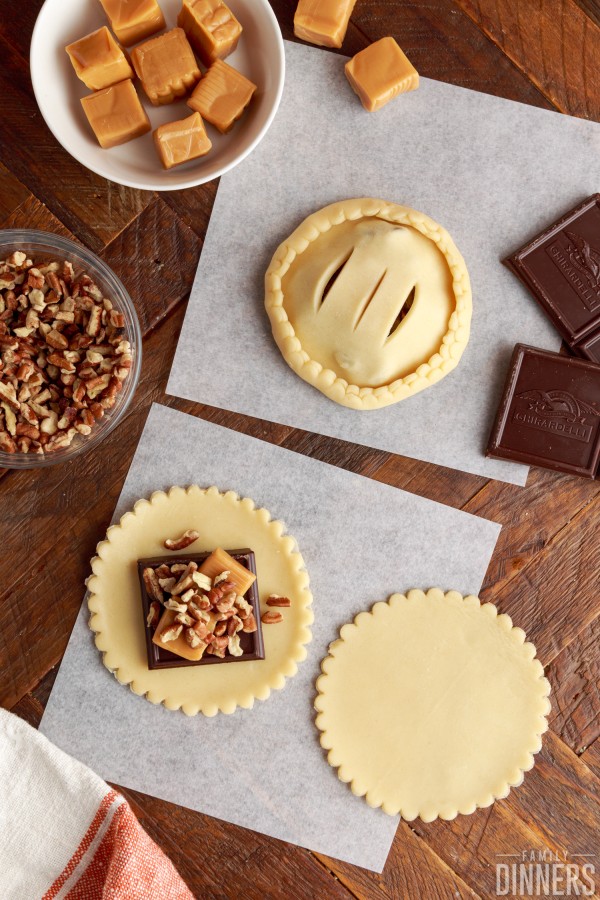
[315,589,550,819]
[265,198,472,409]
[87,486,313,716]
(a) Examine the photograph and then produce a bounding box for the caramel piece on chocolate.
[98,0,166,47]
[177,0,242,66]
[66,27,133,92]
[81,79,151,148]
[201,547,256,596]
[131,27,201,106]
[294,0,357,49]
[153,112,212,169]
[152,548,255,661]
[187,60,256,133]
[345,37,419,112]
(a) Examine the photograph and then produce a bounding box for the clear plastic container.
[0,230,142,469]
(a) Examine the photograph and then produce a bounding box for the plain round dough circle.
[265,198,472,410]
[315,589,550,819]
[88,486,313,716]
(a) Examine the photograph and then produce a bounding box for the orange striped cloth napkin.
[0,708,194,899]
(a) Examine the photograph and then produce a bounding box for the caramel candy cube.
[66,27,133,92]
[177,0,242,66]
[98,0,166,47]
[153,112,212,169]
[345,37,419,112]
[131,27,201,106]
[153,608,218,661]
[81,79,151,149]
[187,60,256,133]
[200,547,257,597]
[152,548,255,661]
[294,0,357,49]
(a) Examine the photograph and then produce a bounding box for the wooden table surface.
[2,1,600,897]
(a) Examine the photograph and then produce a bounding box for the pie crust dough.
[265,198,472,409]
[315,589,550,820]
[87,486,313,716]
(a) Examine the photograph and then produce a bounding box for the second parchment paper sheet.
[40,404,501,871]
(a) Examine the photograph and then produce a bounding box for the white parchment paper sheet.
[167,40,600,485]
[40,403,500,871]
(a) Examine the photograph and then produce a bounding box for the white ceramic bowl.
[30,0,285,191]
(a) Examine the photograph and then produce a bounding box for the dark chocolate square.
[487,344,600,478]
[138,549,265,669]
[504,194,600,360]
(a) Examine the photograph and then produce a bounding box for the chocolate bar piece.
[138,549,264,669]
[504,194,600,363]
[487,343,600,478]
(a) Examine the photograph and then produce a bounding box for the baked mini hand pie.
[265,198,472,410]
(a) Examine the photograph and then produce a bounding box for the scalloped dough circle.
[265,198,472,410]
[315,589,550,819]
[87,486,313,716]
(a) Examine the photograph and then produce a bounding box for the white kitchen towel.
[0,708,192,900]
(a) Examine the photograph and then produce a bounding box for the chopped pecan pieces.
[142,548,270,664]
[0,251,132,456]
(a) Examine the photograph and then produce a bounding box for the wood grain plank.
[574,0,600,28]
[1,194,76,238]
[100,197,202,333]
[318,822,482,899]
[412,732,600,898]
[346,0,553,108]
[372,452,489,511]
[582,739,600,780]
[0,163,30,221]
[465,469,598,595]
[547,615,600,754]
[475,491,600,664]
[413,800,560,899]
[455,0,600,120]
[117,788,356,900]
[0,31,151,252]
[161,181,219,241]
[505,731,600,861]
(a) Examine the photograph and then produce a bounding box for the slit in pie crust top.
[265,198,472,410]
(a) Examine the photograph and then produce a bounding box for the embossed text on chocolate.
[546,236,600,312]
[512,408,593,443]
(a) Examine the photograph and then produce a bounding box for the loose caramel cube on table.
[187,60,256,133]
[345,37,419,112]
[66,26,133,91]
[178,0,242,66]
[131,27,201,106]
[153,112,212,169]
[81,79,151,148]
[98,0,166,47]
[294,0,357,49]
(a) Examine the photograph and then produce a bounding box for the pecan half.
[164,529,200,551]
[266,595,291,608]
[146,601,161,630]
[261,610,283,624]
[142,568,163,604]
